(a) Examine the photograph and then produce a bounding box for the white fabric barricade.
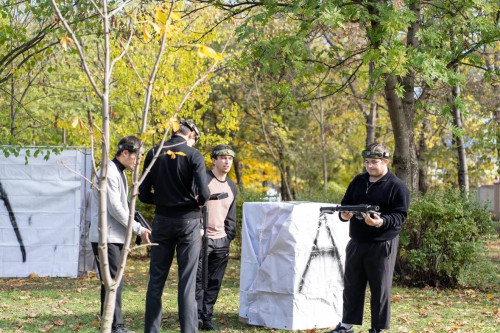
[0,147,91,277]
[239,202,350,330]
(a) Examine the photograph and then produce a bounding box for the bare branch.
[50,0,103,98]
[110,21,135,74]
[56,160,97,190]
[109,0,135,17]
[89,0,103,17]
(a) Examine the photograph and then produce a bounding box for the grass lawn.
[1,238,498,333]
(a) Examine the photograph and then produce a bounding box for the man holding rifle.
[329,143,410,333]
[196,144,237,331]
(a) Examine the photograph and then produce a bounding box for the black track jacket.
[341,170,410,242]
[139,135,210,219]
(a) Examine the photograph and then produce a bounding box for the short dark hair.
[211,144,235,159]
[362,142,391,159]
[116,136,142,156]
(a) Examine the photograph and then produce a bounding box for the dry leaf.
[53,319,65,326]
[142,25,152,42]
[169,117,179,132]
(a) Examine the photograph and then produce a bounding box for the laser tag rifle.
[320,204,380,219]
[134,210,152,245]
[201,192,229,290]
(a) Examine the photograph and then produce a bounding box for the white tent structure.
[0,147,93,277]
[239,202,350,330]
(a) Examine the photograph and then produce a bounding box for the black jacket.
[341,170,410,242]
[139,135,210,219]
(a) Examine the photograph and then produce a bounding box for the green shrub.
[294,181,346,204]
[397,188,494,288]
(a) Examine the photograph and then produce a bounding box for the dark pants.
[195,236,230,323]
[342,236,399,330]
[91,242,124,329]
[144,216,201,333]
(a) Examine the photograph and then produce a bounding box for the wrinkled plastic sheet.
[239,202,350,330]
[0,148,90,277]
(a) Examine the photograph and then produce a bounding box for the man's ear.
[383,158,390,165]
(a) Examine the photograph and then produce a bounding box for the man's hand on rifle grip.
[364,213,383,228]
[341,212,354,220]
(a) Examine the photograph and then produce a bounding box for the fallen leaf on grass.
[92,321,100,327]
[53,319,65,326]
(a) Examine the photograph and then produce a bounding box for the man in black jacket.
[330,143,410,333]
[139,121,210,333]
[196,144,237,331]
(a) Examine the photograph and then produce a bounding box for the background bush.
[396,188,494,288]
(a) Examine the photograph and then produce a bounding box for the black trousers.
[342,236,399,330]
[144,216,200,333]
[91,242,124,329]
[195,236,230,322]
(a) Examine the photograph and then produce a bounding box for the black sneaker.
[328,323,354,333]
[112,325,136,333]
[368,329,382,333]
[200,321,220,331]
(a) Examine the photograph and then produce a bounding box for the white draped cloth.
[239,202,350,330]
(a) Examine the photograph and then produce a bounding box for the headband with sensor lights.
[118,143,145,154]
[361,150,391,159]
[211,149,235,159]
[180,120,200,143]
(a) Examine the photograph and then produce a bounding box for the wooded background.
[1,0,499,199]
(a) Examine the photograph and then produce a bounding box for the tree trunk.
[98,2,115,331]
[384,75,419,191]
[363,0,419,191]
[319,101,327,194]
[365,61,377,147]
[451,64,469,192]
[233,156,243,186]
[417,118,430,194]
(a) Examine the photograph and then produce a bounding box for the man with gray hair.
[329,143,410,333]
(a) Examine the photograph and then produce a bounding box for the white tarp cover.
[0,148,90,277]
[239,202,350,330]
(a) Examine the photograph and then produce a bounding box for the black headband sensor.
[211,149,235,159]
[180,121,200,143]
[118,143,144,154]
[361,150,391,159]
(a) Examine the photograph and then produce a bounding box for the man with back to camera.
[196,144,237,331]
[329,143,410,333]
[90,135,152,333]
[139,120,210,333]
